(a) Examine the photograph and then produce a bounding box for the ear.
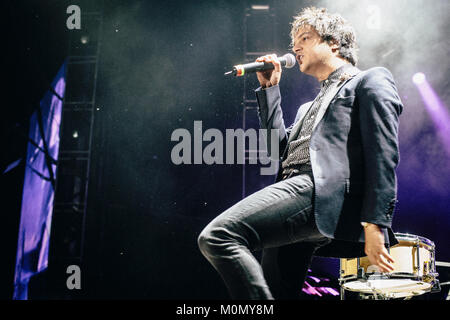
[330,42,340,53]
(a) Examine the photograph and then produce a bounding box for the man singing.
[198,7,403,299]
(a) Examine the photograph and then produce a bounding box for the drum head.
[342,279,432,298]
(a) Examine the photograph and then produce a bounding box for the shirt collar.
[320,63,353,89]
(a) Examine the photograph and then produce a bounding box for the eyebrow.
[296,31,312,39]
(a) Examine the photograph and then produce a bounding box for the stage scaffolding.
[48,7,103,298]
[241,2,279,198]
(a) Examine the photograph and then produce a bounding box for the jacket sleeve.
[357,67,403,228]
[255,85,289,160]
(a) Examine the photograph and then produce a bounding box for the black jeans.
[197,170,331,299]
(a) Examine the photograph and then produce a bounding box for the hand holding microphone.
[224,53,296,89]
[256,54,283,89]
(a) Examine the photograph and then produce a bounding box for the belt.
[281,163,312,180]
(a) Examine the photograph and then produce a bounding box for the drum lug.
[430,279,441,293]
[416,241,421,275]
[357,267,366,280]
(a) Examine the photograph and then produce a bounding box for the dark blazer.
[255,66,403,258]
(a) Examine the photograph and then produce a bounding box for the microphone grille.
[283,53,296,68]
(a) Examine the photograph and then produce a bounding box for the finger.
[377,258,394,273]
[256,55,267,62]
[378,265,390,273]
[375,261,390,273]
[381,250,395,264]
[379,263,394,273]
[268,54,281,71]
[270,54,280,64]
[368,253,393,273]
[256,56,266,63]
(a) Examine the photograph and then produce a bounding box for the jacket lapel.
[311,66,361,132]
[284,66,361,149]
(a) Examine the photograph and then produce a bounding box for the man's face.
[292,25,336,76]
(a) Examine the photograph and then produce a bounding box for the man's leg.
[261,238,330,299]
[197,172,329,299]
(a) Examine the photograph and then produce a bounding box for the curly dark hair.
[290,7,359,66]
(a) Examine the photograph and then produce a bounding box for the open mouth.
[297,55,304,64]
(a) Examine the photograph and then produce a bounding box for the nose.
[292,45,302,55]
[293,48,302,60]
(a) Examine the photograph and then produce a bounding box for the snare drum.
[339,233,438,298]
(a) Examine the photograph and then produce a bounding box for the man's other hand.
[364,223,395,273]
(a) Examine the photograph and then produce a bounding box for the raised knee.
[197,223,235,258]
[197,228,212,256]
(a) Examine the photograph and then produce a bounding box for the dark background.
[2,0,449,299]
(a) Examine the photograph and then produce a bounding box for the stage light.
[80,35,89,44]
[413,71,450,155]
[251,5,269,10]
[72,131,79,139]
[412,72,426,85]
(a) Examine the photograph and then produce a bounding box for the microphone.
[224,53,296,77]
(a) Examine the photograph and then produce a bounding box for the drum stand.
[436,261,450,300]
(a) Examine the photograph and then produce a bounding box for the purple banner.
[13,63,66,300]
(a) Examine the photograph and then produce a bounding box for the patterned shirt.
[281,64,352,173]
